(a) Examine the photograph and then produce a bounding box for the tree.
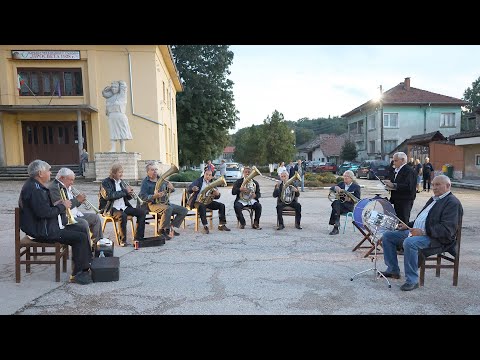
[340,139,358,161]
[234,125,266,165]
[462,76,480,131]
[262,110,295,164]
[171,45,239,165]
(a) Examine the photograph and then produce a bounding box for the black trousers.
[390,199,414,224]
[57,225,91,275]
[112,206,147,243]
[197,201,226,226]
[234,201,262,225]
[276,201,301,226]
[329,200,354,226]
[423,173,431,191]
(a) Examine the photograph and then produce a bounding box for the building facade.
[0,45,182,168]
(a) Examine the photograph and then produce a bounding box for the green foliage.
[262,110,296,163]
[169,170,201,182]
[171,45,239,166]
[340,139,358,161]
[462,77,480,131]
[234,125,266,165]
[294,126,315,146]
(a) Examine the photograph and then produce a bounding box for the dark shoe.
[69,271,92,285]
[252,223,262,230]
[329,227,339,235]
[277,224,285,230]
[379,271,401,279]
[218,224,231,231]
[295,223,302,230]
[202,225,209,234]
[118,241,128,247]
[239,224,245,229]
[400,282,419,291]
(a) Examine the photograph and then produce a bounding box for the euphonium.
[59,185,78,225]
[239,166,261,202]
[195,176,227,206]
[70,186,101,214]
[154,164,179,204]
[121,180,144,206]
[280,171,301,204]
[327,188,360,204]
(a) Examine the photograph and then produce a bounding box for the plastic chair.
[342,211,355,234]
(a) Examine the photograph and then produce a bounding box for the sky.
[229,45,480,133]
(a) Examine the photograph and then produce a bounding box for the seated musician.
[19,160,92,285]
[99,164,147,246]
[328,170,361,235]
[273,170,301,230]
[139,162,188,239]
[232,166,262,230]
[49,167,103,251]
[187,169,230,234]
[380,175,463,291]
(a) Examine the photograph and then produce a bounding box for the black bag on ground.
[136,236,166,248]
[91,257,120,282]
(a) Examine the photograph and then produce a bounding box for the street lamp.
[379,85,384,160]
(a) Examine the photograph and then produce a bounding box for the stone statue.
[102,80,133,152]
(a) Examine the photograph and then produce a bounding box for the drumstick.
[384,209,411,229]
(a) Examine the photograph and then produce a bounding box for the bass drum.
[353,195,396,233]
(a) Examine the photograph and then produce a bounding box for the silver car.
[223,162,243,184]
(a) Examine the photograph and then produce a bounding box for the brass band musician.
[328,170,361,235]
[139,162,188,239]
[232,166,262,230]
[99,164,147,246]
[273,170,302,230]
[48,167,103,251]
[187,169,230,234]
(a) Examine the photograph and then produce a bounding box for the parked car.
[356,160,390,179]
[317,162,337,174]
[223,162,243,184]
[308,161,324,173]
[337,161,361,175]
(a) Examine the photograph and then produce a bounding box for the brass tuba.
[192,176,227,207]
[154,164,179,204]
[280,171,301,204]
[239,166,261,202]
[327,188,360,204]
[59,185,78,225]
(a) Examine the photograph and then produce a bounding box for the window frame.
[383,113,399,128]
[440,113,456,128]
[17,68,83,96]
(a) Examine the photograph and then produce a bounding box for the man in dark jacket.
[19,159,92,285]
[273,170,302,230]
[232,166,262,229]
[383,152,417,224]
[380,175,463,291]
[99,163,146,246]
[188,169,230,234]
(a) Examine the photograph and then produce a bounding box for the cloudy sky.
[229,45,480,132]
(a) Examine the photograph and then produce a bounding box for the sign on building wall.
[11,50,80,60]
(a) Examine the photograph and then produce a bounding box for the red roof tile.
[223,146,235,153]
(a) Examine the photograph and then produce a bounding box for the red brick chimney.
[404,77,411,91]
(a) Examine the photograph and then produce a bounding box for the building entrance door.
[22,121,87,165]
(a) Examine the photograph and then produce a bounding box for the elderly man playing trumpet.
[49,167,103,251]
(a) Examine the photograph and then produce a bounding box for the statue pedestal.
[94,152,141,181]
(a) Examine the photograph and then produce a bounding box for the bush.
[169,170,201,182]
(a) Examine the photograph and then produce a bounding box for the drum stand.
[350,226,391,288]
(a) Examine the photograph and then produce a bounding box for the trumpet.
[70,186,101,214]
[121,180,144,206]
[58,185,78,225]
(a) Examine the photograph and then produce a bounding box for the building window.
[384,140,398,154]
[440,113,455,127]
[18,68,83,96]
[476,154,480,166]
[383,113,399,128]
[367,114,376,130]
[369,141,375,153]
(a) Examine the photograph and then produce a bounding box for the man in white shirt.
[379,175,463,291]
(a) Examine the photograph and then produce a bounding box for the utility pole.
[380,85,384,160]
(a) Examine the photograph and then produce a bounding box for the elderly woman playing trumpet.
[328,170,361,235]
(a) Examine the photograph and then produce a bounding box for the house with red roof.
[296,134,346,164]
[342,77,468,161]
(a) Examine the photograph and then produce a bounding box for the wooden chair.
[181,189,213,231]
[277,206,296,227]
[237,205,254,228]
[14,207,69,283]
[419,217,462,287]
[101,213,136,245]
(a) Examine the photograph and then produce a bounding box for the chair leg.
[453,257,459,286]
[62,246,68,272]
[26,248,31,273]
[419,256,426,286]
[435,255,441,277]
[15,247,21,283]
[55,247,61,282]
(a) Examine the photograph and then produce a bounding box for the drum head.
[353,195,395,230]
